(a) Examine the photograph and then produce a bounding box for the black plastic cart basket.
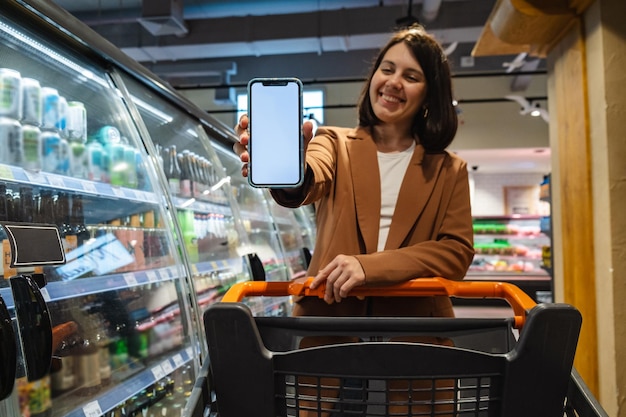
[190,278,607,417]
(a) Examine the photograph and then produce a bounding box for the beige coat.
[271,126,474,317]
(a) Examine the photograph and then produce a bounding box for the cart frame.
[193,278,606,417]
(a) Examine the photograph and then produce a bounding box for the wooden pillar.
[546,18,598,396]
[583,0,626,414]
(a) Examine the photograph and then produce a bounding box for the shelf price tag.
[123,273,138,286]
[151,364,166,380]
[82,401,103,417]
[39,287,51,302]
[82,181,98,193]
[172,353,184,368]
[158,268,170,281]
[0,165,14,180]
[110,187,125,198]
[47,174,65,188]
[161,359,174,375]
[23,170,47,185]
[146,270,158,282]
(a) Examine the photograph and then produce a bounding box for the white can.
[0,68,22,120]
[22,124,42,170]
[56,96,68,138]
[67,101,87,143]
[0,117,23,165]
[41,87,60,130]
[21,77,42,126]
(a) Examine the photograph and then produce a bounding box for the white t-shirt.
[377,141,416,251]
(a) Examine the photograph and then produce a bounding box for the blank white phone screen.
[249,80,301,187]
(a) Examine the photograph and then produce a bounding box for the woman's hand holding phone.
[234,114,314,181]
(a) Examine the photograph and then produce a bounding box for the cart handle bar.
[221,278,537,329]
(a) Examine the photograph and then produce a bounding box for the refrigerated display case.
[0,2,204,416]
[117,74,256,315]
[0,1,318,416]
[468,215,552,302]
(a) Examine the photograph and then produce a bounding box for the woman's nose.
[386,74,402,89]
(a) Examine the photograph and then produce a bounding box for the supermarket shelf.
[64,346,194,417]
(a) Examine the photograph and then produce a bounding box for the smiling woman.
[235,23,472,305]
[233,22,473,417]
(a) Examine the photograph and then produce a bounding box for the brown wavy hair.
[357,25,458,152]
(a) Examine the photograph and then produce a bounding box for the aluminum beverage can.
[108,141,126,186]
[69,141,87,179]
[96,125,121,145]
[22,124,42,170]
[0,117,23,165]
[0,68,22,120]
[67,101,87,143]
[124,146,138,189]
[41,130,61,172]
[56,96,68,138]
[21,78,42,126]
[57,137,70,174]
[86,139,104,182]
[41,87,60,130]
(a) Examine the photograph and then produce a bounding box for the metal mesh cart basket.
[198,278,600,417]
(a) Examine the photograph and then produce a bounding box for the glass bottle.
[179,150,191,198]
[70,194,90,246]
[74,297,102,396]
[55,193,76,254]
[19,187,34,223]
[167,145,181,196]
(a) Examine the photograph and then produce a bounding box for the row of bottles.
[105,365,194,417]
[158,144,228,204]
[177,209,239,264]
[0,184,89,278]
[0,183,177,279]
[15,283,186,417]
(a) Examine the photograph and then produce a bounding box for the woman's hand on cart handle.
[309,254,366,304]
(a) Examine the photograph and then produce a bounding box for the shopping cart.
[195,278,603,417]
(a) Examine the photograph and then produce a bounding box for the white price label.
[132,190,143,200]
[186,347,193,357]
[123,273,138,286]
[24,170,47,184]
[146,270,158,282]
[82,181,98,193]
[172,354,184,367]
[111,187,125,197]
[161,360,174,375]
[47,175,65,188]
[39,287,51,302]
[82,401,103,417]
[158,268,170,280]
[151,365,166,380]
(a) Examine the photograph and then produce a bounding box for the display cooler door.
[118,73,253,321]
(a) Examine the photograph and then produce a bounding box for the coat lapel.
[347,129,381,254]
[385,147,447,249]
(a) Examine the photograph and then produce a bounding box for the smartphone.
[247,77,304,188]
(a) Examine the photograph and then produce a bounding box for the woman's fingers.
[233,115,250,176]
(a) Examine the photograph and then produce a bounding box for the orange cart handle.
[222,277,537,329]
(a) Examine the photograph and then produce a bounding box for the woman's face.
[368,42,428,132]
